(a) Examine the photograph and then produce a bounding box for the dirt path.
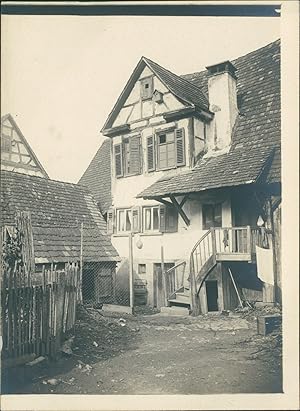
[2,307,282,395]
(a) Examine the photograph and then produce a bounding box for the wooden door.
[153,263,174,308]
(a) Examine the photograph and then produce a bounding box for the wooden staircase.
[164,226,260,314]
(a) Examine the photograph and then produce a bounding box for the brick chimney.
[205,61,238,152]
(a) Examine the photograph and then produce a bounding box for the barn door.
[153,263,174,308]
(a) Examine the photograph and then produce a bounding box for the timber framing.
[152,194,190,226]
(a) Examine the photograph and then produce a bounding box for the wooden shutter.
[132,206,141,233]
[107,208,115,234]
[114,143,123,177]
[159,205,166,232]
[129,136,141,175]
[146,135,155,172]
[175,128,185,166]
[165,206,178,233]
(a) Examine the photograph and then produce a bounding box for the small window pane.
[159,134,166,144]
[138,264,146,274]
[153,208,159,230]
[145,208,151,230]
[166,132,174,143]
[126,210,132,231]
[118,210,125,231]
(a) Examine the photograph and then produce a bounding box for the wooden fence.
[1,263,79,362]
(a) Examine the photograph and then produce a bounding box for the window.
[1,135,11,153]
[117,209,132,233]
[156,128,185,171]
[114,135,141,178]
[202,204,222,229]
[143,205,178,233]
[140,77,153,100]
[138,264,146,275]
[143,206,160,232]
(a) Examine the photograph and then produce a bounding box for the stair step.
[168,297,191,306]
[175,292,190,299]
[160,306,190,316]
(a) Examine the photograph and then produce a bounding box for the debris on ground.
[61,336,75,356]
[93,341,99,347]
[118,318,126,326]
[26,356,46,366]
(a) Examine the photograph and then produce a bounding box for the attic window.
[140,77,153,100]
[1,135,12,153]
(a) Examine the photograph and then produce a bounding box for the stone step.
[160,306,190,316]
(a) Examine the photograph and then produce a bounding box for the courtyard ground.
[2,305,282,395]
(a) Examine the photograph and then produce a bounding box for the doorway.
[205,280,219,311]
[153,263,174,308]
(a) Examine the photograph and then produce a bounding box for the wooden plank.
[216,253,252,261]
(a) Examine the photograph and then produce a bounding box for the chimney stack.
[206,60,238,152]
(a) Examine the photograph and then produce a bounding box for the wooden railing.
[164,260,187,300]
[213,226,251,254]
[190,230,214,277]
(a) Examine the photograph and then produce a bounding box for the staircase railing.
[190,230,215,278]
[164,260,187,300]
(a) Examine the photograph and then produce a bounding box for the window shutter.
[107,208,115,234]
[129,136,141,175]
[176,128,185,166]
[159,205,166,232]
[114,143,123,177]
[165,206,178,233]
[132,206,141,233]
[146,135,155,172]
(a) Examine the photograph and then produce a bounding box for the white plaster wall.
[207,73,238,151]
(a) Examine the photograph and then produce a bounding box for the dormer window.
[140,77,153,100]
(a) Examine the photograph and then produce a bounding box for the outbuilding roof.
[1,170,119,263]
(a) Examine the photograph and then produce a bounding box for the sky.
[1,14,280,183]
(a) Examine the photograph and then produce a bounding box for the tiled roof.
[1,170,119,263]
[78,139,112,214]
[33,226,119,263]
[138,40,281,199]
[137,146,274,198]
[143,57,209,110]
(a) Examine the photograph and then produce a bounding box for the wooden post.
[211,228,216,256]
[190,258,201,316]
[161,245,168,306]
[246,225,251,255]
[263,199,276,304]
[128,233,134,309]
[79,222,83,304]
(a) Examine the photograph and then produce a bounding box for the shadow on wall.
[226,262,263,302]
[115,259,148,306]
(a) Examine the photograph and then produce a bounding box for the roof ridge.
[182,38,280,79]
[1,169,90,191]
[143,56,209,103]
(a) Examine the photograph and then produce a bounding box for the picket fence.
[1,263,79,361]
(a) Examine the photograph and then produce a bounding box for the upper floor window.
[107,205,178,235]
[114,135,141,178]
[140,77,153,100]
[147,128,185,172]
[202,203,222,229]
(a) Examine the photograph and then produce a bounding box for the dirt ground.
[2,305,282,395]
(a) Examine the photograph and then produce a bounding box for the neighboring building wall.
[1,115,48,178]
[273,203,281,304]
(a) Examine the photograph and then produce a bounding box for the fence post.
[128,233,134,309]
[161,246,168,306]
[79,222,83,304]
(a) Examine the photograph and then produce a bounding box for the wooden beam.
[153,197,173,206]
[169,195,190,226]
[179,195,189,208]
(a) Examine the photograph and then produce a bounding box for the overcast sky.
[1,14,279,183]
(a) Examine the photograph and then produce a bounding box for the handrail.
[190,229,211,254]
[164,260,187,300]
[164,260,186,275]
